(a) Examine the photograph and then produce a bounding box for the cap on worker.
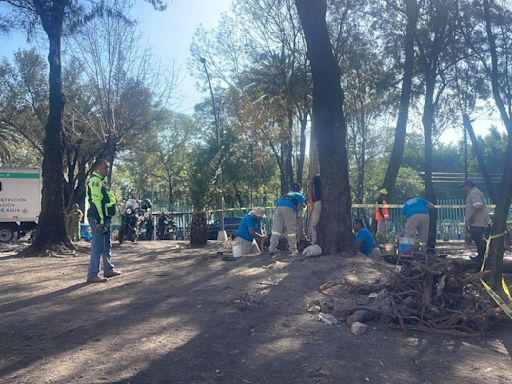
[461,179,474,187]
[379,188,388,196]
[249,207,266,219]
[291,182,302,192]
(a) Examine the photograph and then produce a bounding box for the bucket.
[398,237,415,257]
[232,240,243,258]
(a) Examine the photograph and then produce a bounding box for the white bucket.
[398,237,415,257]
[232,241,243,258]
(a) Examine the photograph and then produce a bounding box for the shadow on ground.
[0,241,511,384]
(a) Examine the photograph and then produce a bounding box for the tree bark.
[295,0,353,254]
[168,178,174,212]
[381,0,419,200]
[482,0,512,291]
[296,111,308,185]
[308,119,320,178]
[27,0,73,253]
[423,81,437,250]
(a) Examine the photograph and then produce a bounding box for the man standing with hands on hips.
[463,179,488,263]
[86,159,122,283]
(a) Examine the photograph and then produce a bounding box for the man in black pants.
[463,180,488,262]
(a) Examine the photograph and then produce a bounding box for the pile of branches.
[382,258,504,336]
[315,256,507,336]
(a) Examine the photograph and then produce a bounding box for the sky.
[0,0,505,144]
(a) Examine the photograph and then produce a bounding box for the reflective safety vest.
[375,198,389,221]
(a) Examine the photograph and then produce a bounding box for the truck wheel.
[0,226,15,243]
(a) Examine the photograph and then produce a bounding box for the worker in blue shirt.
[402,197,435,248]
[353,218,379,257]
[234,207,267,255]
[268,185,306,256]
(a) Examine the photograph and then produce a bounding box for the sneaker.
[104,270,122,278]
[87,275,107,283]
[288,251,300,257]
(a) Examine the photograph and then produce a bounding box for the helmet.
[141,198,152,210]
[379,188,388,196]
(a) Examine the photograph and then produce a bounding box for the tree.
[416,0,457,249]
[480,0,512,291]
[0,0,165,254]
[190,0,312,194]
[295,0,353,254]
[380,0,420,200]
[66,1,176,179]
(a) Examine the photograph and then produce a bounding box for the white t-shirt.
[124,198,140,210]
[465,187,488,227]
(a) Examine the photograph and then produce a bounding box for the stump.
[190,212,207,246]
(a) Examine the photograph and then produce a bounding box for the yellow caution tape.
[208,204,504,212]
[479,231,512,319]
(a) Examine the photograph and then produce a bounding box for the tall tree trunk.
[279,110,295,194]
[74,158,88,214]
[423,75,437,250]
[420,1,450,251]
[483,0,512,291]
[168,178,173,212]
[296,111,308,185]
[381,0,419,200]
[308,119,320,178]
[462,114,497,204]
[28,1,73,253]
[295,0,353,254]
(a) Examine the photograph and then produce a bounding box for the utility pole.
[200,57,226,241]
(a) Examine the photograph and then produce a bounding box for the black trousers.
[470,226,486,259]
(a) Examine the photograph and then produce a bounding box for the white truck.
[0,168,41,242]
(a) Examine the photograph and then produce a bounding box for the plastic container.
[233,241,243,258]
[398,237,415,257]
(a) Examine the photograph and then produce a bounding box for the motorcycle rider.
[119,190,141,243]
[124,190,140,211]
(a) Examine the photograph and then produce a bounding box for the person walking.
[402,197,435,251]
[269,187,306,256]
[306,174,321,244]
[86,159,121,283]
[68,203,83,242]
[463,180,488,262]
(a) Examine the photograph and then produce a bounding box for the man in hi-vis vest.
[86,159,121,283]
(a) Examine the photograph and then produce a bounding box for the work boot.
[104,270,122,278]
[87,275,107,283]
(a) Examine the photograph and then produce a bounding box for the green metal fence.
[150,198,511,241]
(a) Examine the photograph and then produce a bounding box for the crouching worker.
[353,218,380,258]
[234,208,267,256]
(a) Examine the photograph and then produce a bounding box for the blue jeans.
[87,217,114,278]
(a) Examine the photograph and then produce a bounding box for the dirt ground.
[1,240,512,384]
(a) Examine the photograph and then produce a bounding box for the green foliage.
[354,157,423,204]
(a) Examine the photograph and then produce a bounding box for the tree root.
[17,241,76,258]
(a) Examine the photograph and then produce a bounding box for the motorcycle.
[119,207,141,243]
[119,198,152,243]
[157,213,177,240]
